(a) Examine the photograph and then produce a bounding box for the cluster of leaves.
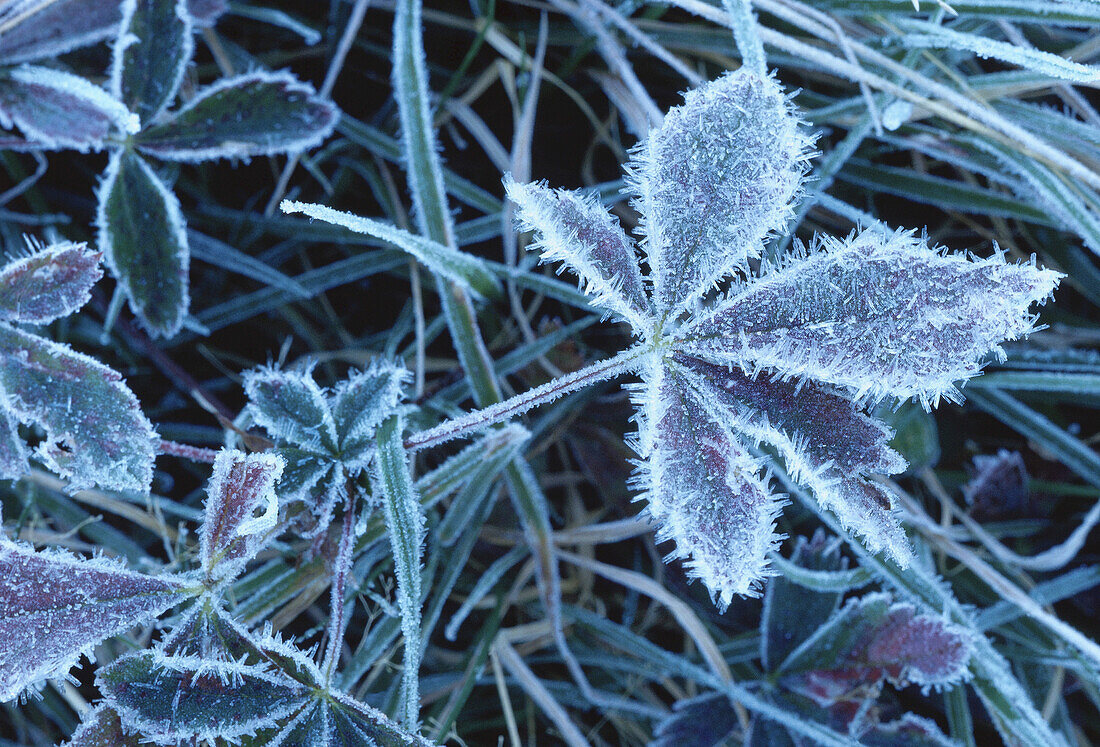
[1,0,1099,745]
[507,68,1060,605]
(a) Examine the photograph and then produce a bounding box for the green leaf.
[98,650,310,743]
[136,70,338,161]
[0,324,158,492]
[242,365,338,454]
[96,149,190,337]
[110,0,192,124]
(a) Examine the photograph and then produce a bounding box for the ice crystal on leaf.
[507,69,1061,607]
[200,450,285,584]
[0,242,158,491]
[243,360,408,535]
[0,539,186,701]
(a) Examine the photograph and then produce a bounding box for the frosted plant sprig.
[407,69,1061,607]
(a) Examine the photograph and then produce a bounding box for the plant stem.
[404,344,650,452]
[322,483,358,687]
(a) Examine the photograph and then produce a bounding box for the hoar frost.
[507,69,1061,607]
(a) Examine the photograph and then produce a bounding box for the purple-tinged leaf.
[762,532,847,671]
[0,405,28,481]
[200,450,285,583]
[110,0,193,125]
[627,70,810,316]
[243,365,338,453]
[674,355,912,565]
[329,359,408,468]
[0,539,186,702]
[136,70,338,161]
[62,704,141,747]
[98,650,310,743]
[964,449,1030,520]
[504,177,651,332]
[0,0,121,65]
[778,593,973,705]
[186,0,226,26]
[0,324,157,492]
[652,692,739,747]
[0,241,102,324]
[0,65,138,151]
[682,229,1062,407]
[636,360,785,606]
[96,149,190,338]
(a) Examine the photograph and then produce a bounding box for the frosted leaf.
[964,449,1030,520]
[652,692,739,747]
[135,70,338,162]
[243,365,338,453]
[326,690,438,746]
[762,532,846,671]
[62,704,141,747]
[504,177,651,332]
[859,713,957,747]
[627,69,810,316]
[0,402,28,481]
[98,650,310,744]
[637,360,785,605]
[329,359,409,467]
[0,241,102,324]
[674,355,912,564]
[0,323,157,492]
[110,0,193,125]
[682,229,1062,407]
[0,539,186,702]
[96,149,190,337]
[200,450,285,583]
[0,65,138,151]
[778,592,973,704]
[276,447,337,503]
[0,0,121,65]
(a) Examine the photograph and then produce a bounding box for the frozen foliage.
[507,69,1061,605]
[96,149,190,337]
[963,449,1030,519]
[135,71,340,162]
[62,704,140,747]
[90,600,434,746]
[627,70,811,317]
[0,240,102,324]
[244,361,408,534]
[504,177,651,332]
[682,230,1062,407]
[94,11,338,335]
[200,450,285,583]
[98,650,311,745]
[110,0,193,125]
[779,593,974,700]
[0,243,158,491]
[0,64,138,151]
[0,539,186,701]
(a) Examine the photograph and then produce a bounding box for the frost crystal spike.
[505,69,1061,605]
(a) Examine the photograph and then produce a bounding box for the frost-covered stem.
[406,345,650,452]
[723,0,767,76]
[157,439,218,464]
[322,482,358,687]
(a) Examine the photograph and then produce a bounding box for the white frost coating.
[505,176,652,334]
[0,539,184,702]
[137,70,337,162]
[0,65,138,151]
[330,358,410,464]
[626,68,812,317]
[95,149,191,338]
[243,364,338,454]
[681,229,1062,408]
[280,199,499,298]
